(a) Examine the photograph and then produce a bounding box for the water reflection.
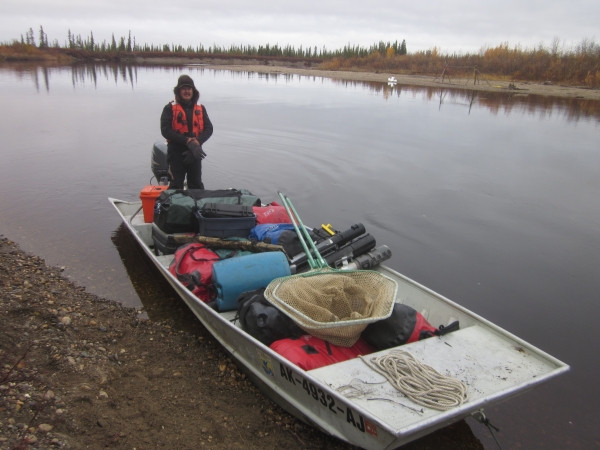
[432,89,478,114]
[2,62,145,90]
[70,62,139,89]
[3,62,599,123]
[110,223,206,333]
[344,78,600,121]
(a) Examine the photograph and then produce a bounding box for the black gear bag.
[154,188,261,233]
[237,288,304,346]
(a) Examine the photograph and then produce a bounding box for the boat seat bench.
[308,325,558,432]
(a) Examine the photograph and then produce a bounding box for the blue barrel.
[213,252,291,312]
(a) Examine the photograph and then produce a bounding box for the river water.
[1,62,598,449]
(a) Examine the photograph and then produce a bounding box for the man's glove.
[182,151,195,165]
[185,141,207,162]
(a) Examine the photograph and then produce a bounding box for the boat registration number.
[279,362,378,438]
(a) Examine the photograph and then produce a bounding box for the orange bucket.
[139,185,169,223]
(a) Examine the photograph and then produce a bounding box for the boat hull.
[109,198,569,450]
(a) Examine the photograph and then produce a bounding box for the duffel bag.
[361,303,460,350]
[155,188,261,233]
[237,288,304,346]
[253,202,292,224]
[270,335,374,371]
[249,223,302,244]
[168,243,239,302]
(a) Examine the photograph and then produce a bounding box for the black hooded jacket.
[160,77,213,152]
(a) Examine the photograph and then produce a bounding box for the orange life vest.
[171,102,204,137]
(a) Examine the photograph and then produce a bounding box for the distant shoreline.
[202,63,600,101]
[126,55,600,100]
[2,52,599,100]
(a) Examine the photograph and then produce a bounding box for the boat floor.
[310,325,552,433]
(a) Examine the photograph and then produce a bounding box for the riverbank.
[0,236,484,449]
[202,63,600,101]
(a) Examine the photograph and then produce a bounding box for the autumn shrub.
[319,39,600,87]
[0,42,41,56]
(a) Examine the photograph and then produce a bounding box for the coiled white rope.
[360,349,468,411]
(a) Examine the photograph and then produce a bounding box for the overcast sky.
[1,0,598,54]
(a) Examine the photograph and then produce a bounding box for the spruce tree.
[26,28,35,46]
[39,25,47,48]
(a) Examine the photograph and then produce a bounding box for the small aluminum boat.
[109,197,568,450]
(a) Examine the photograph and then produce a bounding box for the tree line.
[15,26,407,59]
[10,26,598,87]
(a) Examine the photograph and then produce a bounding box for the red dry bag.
[253,202,292,224]
[168,243,221,302]
[270,335,374,371]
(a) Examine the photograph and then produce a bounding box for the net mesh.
[265,268,397,347]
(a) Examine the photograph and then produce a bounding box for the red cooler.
[139,185,169,223]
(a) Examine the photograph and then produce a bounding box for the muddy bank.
[0,236,485,449]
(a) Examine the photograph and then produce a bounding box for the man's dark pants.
[167,148,204,190]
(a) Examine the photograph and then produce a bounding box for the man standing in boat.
[160,75,213,189]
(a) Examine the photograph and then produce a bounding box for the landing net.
[265,268,397,347]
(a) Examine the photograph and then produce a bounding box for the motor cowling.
[151,141,169,183]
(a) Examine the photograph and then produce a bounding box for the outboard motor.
[151,141,169,185]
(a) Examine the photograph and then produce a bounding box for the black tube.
[293,234,377,273]
[289,223,366,267]
[340,245,392,270]
[325,234,377,267]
